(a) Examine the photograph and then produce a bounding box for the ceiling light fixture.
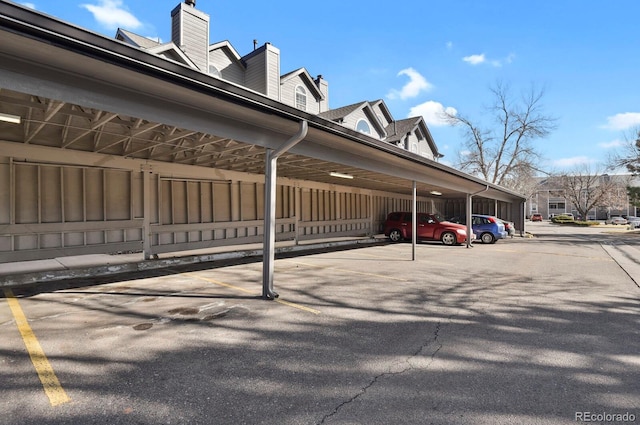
[430,190,442,196]
[0,113,21,124]
[329,171,354,179]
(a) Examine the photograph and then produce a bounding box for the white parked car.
[606,216,627,225]
[625,216,640,228]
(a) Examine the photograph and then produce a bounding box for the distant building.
[528,174,640,220]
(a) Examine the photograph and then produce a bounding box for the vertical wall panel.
[85,168,104,221]
[14,164,38,224]
[63,167,84,222]
[200,182,213,222]
[40,166,62,223]
[240,182,257,220]
[213,182,231,222]
[187,181,201,223]
[132,170,144,219]
[105,170,131,220]
[0,159,9,225]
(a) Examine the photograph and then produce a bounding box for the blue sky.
[16,0,640,173]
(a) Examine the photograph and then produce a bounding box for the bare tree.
[553,164,629,219]
[609,127,640,173]
[444,81,557,191]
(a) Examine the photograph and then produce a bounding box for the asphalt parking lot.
[1,222,639,425]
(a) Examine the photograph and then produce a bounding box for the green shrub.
[572,220,600,226]
[551,215,574,224]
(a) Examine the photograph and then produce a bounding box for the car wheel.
[480,232,495,244]
[441,232,456,246]
[388,229,403,242]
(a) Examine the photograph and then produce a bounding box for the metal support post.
[262,121,308,299]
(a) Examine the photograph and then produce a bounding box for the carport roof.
[0,2,525,203]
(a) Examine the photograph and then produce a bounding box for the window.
[549,202,565,209]
[411,143,418,153]
[356,119,371,134]
[295,86,307,110]
[209,65,221,78]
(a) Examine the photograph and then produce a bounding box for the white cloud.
[80,0,142,30]
[463,54,486,65]
[20,2,36,8]
[408,101,457,127]
[464,53,515,67]
[552,156,595,168]
[387,68,433,100]
[602,112,640,130]
[598,139,624,149]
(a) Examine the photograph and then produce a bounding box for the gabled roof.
[148,42,198,68]
[318,101,366,121]
[319,101,387,138]
[368,99,394,124]
[385,118,419,143]
[385,117,442,158]
[280,67,324,100]
[209,40,245,69]
[115,28,161,49]
[115,29,197,69]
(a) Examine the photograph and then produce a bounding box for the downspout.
[262,120,308,299]
[466,184,489,248]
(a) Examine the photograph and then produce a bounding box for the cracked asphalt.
[1,222,639,424]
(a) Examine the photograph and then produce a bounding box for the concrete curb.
[1,237,387,288]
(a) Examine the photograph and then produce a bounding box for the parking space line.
[275,299,321,315]
[181,272,321,314]
[3,288,71,407]
[182,272,255,294]
[283,260,409,282]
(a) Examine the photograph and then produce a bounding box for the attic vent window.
[356,119,371,135]
[209,65,221,78]
[295,86,307,110]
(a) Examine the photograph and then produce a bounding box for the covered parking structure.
[0,3,526,298]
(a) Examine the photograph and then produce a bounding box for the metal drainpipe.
[466,184,489,248]
[262,120,308,299]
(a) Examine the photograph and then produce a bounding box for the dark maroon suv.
[383,212,471,246]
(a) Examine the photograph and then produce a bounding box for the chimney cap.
[185,0,195,6]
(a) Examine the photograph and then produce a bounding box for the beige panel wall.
[0,159,143,262]
[0,151,440,262]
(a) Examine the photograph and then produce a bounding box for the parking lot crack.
[317,322,443,425]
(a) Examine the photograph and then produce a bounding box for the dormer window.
[295,86,307,110]
[356,119,371,135]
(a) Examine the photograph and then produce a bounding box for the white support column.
[262,121,308,300]
[412,181,417,261]
[467,185,489,248]
[466,193,473,249]
[142,165,153,259]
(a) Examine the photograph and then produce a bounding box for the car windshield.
[432,213,446,222]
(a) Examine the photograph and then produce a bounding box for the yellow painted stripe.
[183,272,321,314]
[276,299,321,315]
[183,272,255,294]
[4,289,71,407]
